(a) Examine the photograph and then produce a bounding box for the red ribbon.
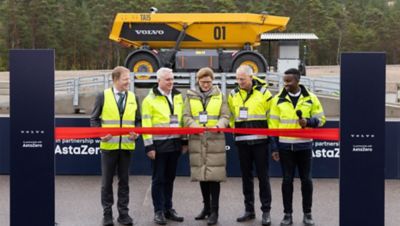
[55,127,339,141]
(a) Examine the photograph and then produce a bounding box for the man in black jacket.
[141,67,188,225]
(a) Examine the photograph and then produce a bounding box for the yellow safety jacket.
[141,86,184,152]
[228,76,272,142]
[269,85,325,146]
[189,92,222,127]
[100,88,137,151]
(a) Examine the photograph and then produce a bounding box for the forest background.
[0,0,399,71]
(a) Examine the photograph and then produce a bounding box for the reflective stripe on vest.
[107,136,133,144]
[189,93,222,127]
[141,91,184,147]
[102,120,135,125]
[229,85,270,122]
[279,137,313,143]
[269,88,325,143]
[100,88,137,150]
[235,135,268,141]
[234,114,266,121]
[153,135,181,140]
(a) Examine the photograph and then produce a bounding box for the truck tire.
[126,53,159,80]
[232,54,267,73]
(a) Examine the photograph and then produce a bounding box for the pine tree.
[1,0,400,69]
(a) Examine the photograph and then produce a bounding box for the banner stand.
[10,50,55,226]
[340,52,385,226]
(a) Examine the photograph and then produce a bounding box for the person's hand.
[182,145,188,154]
[147,150,156,160]
[128,132,138,140]
[101,134,113,142]
[272,151,280,161]
[299,118,307,128]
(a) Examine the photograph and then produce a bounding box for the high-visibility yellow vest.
[100,88,137,150]
[269,85,326,143]
[141,88,184,147]
[189,93,222,127]
[228,76,272,124]
[228,76,272,141]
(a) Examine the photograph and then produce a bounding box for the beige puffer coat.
[183,86,230,182]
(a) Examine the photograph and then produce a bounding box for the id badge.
[170,114,179,127]
[239,107,248,120]
[199,111,208,124]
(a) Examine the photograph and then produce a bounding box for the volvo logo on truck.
[135,29,165,35]
[110,12,289,75]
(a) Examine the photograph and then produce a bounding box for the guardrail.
[57,72,340,108]
[130,72,340,93]
[1,73,339,108]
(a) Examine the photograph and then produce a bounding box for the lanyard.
[201,97,208,111]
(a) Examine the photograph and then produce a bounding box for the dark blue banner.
[2,117,400,179]
[10,50,55,226]
[340,53,385,226]
[53,120,339,177]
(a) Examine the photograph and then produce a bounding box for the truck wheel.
[232,54,267,73]
[126,53,159,80]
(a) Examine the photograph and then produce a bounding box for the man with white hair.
[228,65,273,226]
[142,67,187,225]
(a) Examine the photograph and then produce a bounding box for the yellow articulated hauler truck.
[109,12,289,74]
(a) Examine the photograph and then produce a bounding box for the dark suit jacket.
[90,91,141,127]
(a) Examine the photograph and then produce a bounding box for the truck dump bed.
[109,13,290,49]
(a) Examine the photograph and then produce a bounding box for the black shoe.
[102,215,114,226]
[117,214,133,225]
[207,211,218,225]
[262,212,271,226]
[195,208,210,220]
[236,211,255,222]
[303,213,315,226]
[280,213,293,226]
[154,211,167,225]
[165,209,184,222]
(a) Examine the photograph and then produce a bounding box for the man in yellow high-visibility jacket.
[228,65,273,226]
[269,68,325,226]
[90,66,140,226]
[142,67,187,225]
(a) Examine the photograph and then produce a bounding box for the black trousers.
[101,150,132,216]
[199,181,220,211]
[236,142,271,213]
[151,151,181,213]
[279,149,313,214]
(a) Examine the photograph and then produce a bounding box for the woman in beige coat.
[183,67,230,225]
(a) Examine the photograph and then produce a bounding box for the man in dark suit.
[91,66,141,226]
